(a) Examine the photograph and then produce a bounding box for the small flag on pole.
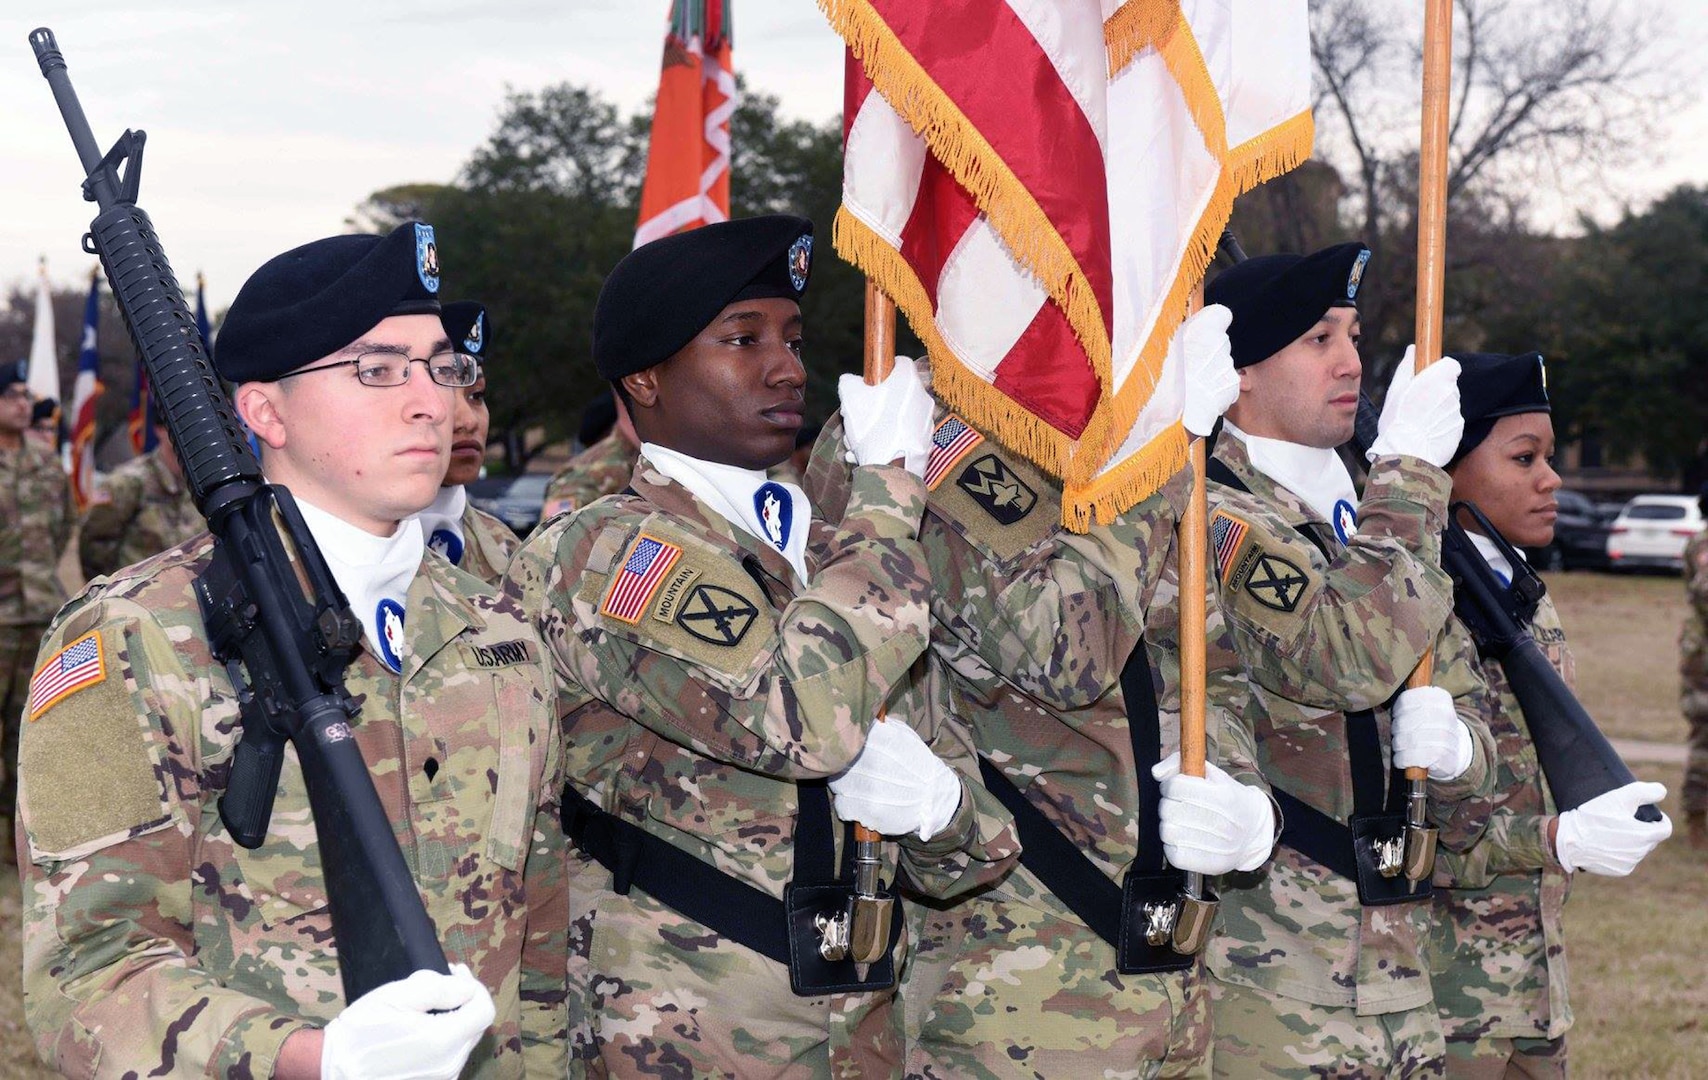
[633,0,735,249]
[27,257,61,408]
[69,271,105,509]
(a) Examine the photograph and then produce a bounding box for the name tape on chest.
[27,630,107,721]
[463,638,535,668]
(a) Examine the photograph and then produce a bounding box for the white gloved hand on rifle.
[321,964,495,1080]
[1390,685,1475,781]
[1555,781,1673,876]
[1152,753,1276,875]
[837,357,936,477]
[1178,303,1238,438]
[1367,346,1464,467]
[830,717,962,841]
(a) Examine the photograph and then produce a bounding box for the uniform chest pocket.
[222,744,332,930]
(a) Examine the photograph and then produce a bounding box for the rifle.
[30,27,450,1001]
[1349,395,1662,824]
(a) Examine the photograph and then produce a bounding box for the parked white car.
[1606,494,1705,572]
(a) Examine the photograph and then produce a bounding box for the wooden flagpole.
[1398,0,1455,883]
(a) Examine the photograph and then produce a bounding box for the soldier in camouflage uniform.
[1201,244,1498,1078]
[540,390,640,519]
[1683,489,1708,850]
[0,359,74,866]
[18,224,568,1079]
[77,424,202,579]
[508,215,1018,1076]
[417,300,519,585]
[803,317,1277,1078]
[1430,352,1672,1078]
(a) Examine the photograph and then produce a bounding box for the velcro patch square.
[28,630,107,721]
[601,534,683,624]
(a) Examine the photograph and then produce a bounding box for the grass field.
[0,569,1699,1078]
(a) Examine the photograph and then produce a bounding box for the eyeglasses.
[1,386,31,403]
[280,351,480,389]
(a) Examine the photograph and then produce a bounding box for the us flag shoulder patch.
[1211,510,1251,583]
[601,534,683,624]
[925,414,985,490]
[28,630,107,721]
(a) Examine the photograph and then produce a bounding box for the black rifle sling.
[977,636,1163,948]
[1204,454,1408,884]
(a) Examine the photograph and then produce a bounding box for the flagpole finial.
[197,271,206,288]
[38,254,48,273]
[90,264,100,284]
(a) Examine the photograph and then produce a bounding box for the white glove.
[1179,304,1238,438]
[1152,753,1275,875]
[1555,781,1673,876]
[1390,686,1475,781]
[322,965,496,1080]
[829,718,962,841]
[837,358,936,476]
[1367,347,1464,467]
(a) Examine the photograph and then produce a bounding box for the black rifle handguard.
[31,26,451,1000]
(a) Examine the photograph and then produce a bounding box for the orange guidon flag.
[634,1,735,249]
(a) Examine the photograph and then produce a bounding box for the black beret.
[215,221,443,383]
[593,214,814,380]
[0,359,26,392]
[1207,241,1371,368]
[442,300,491,359]
[578,389,617,447]
[31,397,58,424]
[1450,351,1550,466]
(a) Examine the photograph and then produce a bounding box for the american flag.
[28,631,106,720]
[924,414,984,489]
[601,535,683,624]
[1211,511,1249,582]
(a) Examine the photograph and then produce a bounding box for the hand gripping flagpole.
[840,280,900,965]
[1170,285,1218,955]
[1396,0,1455,885]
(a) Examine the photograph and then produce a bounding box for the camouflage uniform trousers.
[0,619,49,839]
[902,872,1211,1080]
[1442,1033,1566,1079]
[1209,977,1445,1080]
[566,850,904,1077]
[1682,530,1708,814]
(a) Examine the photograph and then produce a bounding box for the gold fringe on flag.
[1227,109,1316,194]
[1104,0,1180,78]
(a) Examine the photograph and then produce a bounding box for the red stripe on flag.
[898,157,980,310]
[843,49,874,144]
[991,301,1101,439]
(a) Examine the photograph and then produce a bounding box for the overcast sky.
[3,1,1705,315]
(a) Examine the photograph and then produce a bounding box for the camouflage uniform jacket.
[541,430,638,517]
[1429,593,1574,1040]
[0,441,73,625]
[807,412,1266,899]
[1682,530,1708,714]
[457,500,521,586]
[1205,433,1495,1014]
[18,536,569,1079]
[509,453,1019,904]
[78,448,202,579]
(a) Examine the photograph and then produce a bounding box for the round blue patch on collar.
[1332,499,1358,545]
[375,598,406,673]
[753,482,793,552]
[427,526,464,566]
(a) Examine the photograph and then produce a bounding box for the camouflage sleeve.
[1434,809,1560,889]
[1211,454,1455,711]
[1424,619,1499,811]
[886,658,1021,900]
[518,688,572,1075]
[532,464,932,779]
[78,470,143,579]
[1688,534,1708,622]
[18,597,311,1077]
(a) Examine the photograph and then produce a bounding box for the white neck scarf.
[417,485,468,567]
[295,496,424,674]
[641,442,812,582]
[1224,420,1361,541]
[1468,529,1524,587]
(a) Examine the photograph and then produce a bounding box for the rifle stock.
[31,27,450,1000]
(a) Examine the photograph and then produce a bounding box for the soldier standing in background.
[0,358,73,866]
[77,421,201,579]
[17,224,568,1078]
[540,388,640,519]
[416,300,520,585]
[1682,485,1708,850]
[1199,243,1497,1077]
[1428,351,1671,1078]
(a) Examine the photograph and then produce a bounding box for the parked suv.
[1607,494,1705,572]
[1522,489,1614,571]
